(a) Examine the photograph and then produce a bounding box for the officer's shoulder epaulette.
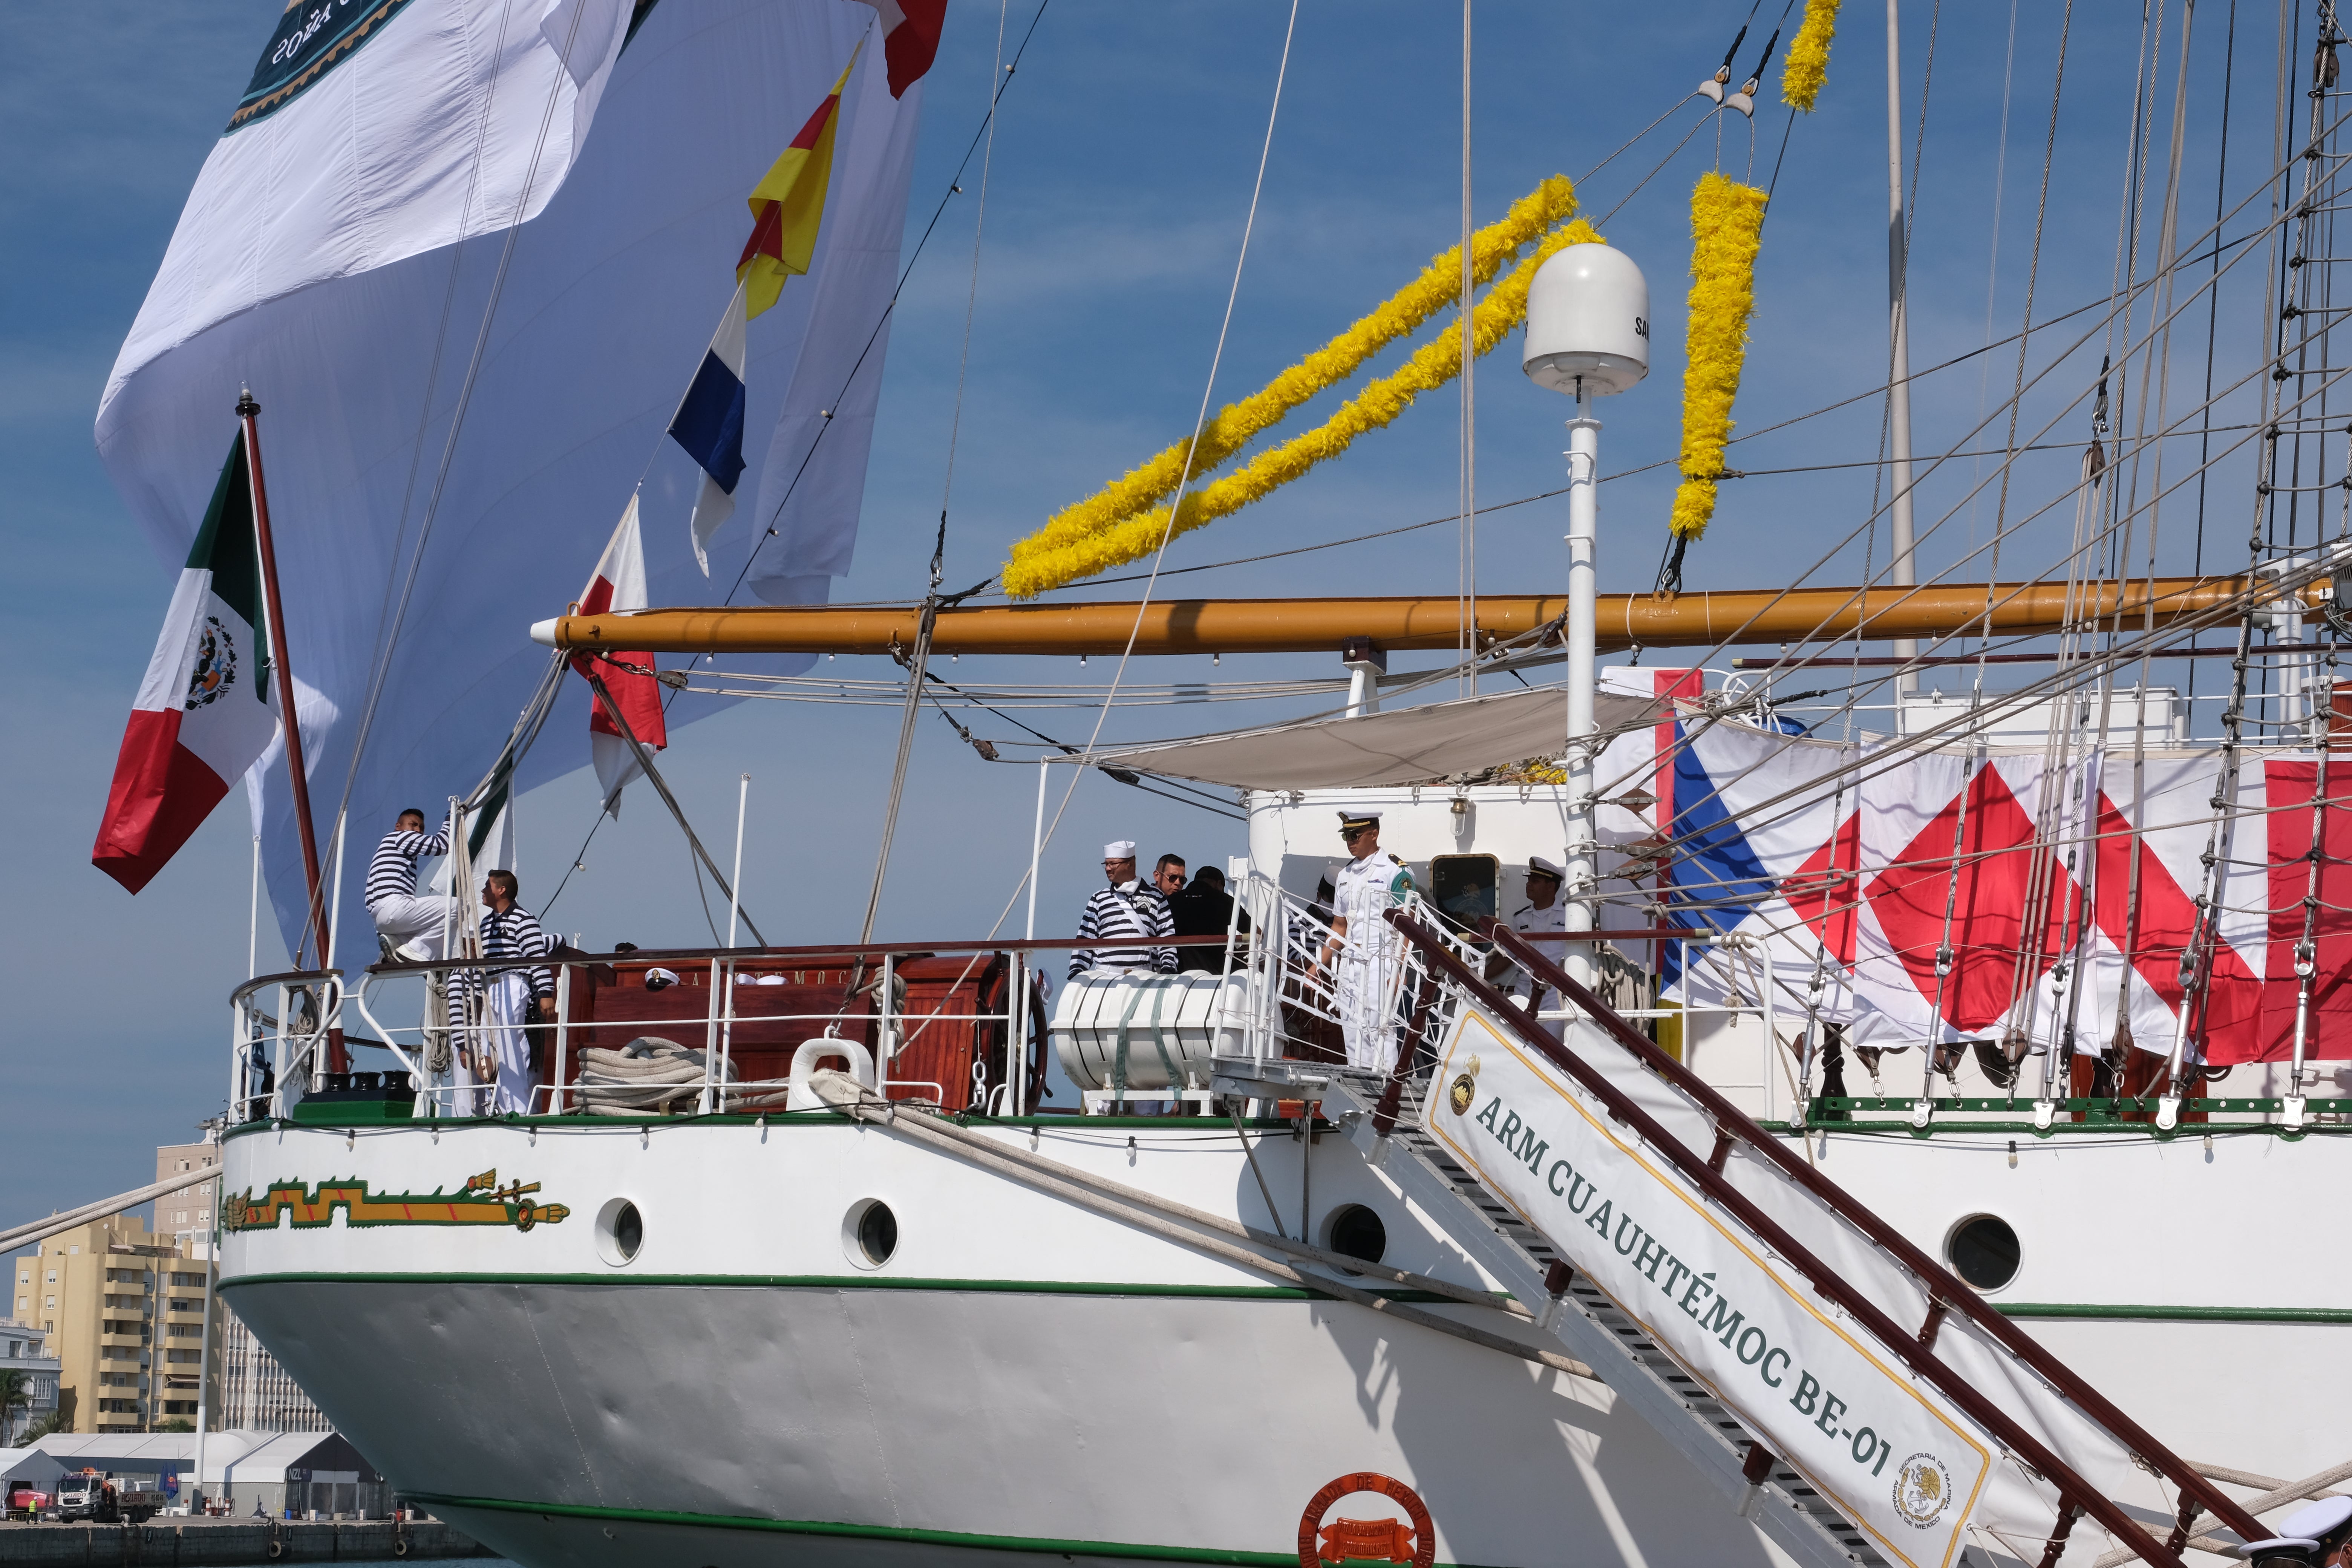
[1387,853,1405,864]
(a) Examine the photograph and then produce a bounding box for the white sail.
[94,0,925,952]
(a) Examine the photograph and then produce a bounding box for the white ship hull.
[217,1107,2350,1567]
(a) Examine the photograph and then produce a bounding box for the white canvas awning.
[1072,684,1664,791]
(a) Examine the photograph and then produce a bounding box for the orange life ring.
[1296,1472,1435,1568]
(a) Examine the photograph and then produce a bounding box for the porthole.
[1945,1214,2019,1292]
[595,1199,643,1268]
[844,1199,898,1269]
[1323,1204,1388,1271]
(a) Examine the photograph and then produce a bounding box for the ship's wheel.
[1297,1473,1436,1568]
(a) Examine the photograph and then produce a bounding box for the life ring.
[1296,1472,1435,1568]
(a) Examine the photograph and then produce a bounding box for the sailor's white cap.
[2281,1498,2352,1543]
[1104,840,1138,859]
[1337,808,1383,831]
[643,966,680,991]
[1528,855,1565,879]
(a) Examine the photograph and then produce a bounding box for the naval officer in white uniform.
[1315,810,1416,1072]
[1505,856,1568,1039]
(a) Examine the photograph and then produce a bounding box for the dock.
[0,1517,493,1563]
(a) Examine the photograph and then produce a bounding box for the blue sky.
[1,0,2273,1212]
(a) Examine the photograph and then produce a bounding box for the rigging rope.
[1459,0,1476,698]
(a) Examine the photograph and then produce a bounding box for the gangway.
[1212,908,2266,1568]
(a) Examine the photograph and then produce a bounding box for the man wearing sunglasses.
[1070,840,1177,978]
[1316,810,1415,1072]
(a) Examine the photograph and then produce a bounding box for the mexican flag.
[93,436,280,893]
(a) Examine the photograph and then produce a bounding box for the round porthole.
[1946,1214,2019,1291]
[595,1199,643,1268]
[844,1199,898,1269]
[1323,1204,1388,1271]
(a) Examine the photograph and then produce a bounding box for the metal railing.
[224,871,1774,1125]
[1225,869,1780,1089]
[233,936,1236,1124]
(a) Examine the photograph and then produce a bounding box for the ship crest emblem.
[1892,1453,1954,1529]
[185,617,237,709]
[224,1169,568,1234]
[1447,1055,1482,1116]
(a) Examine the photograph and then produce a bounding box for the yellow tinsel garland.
[1004,176,1580,594]
[1781,0,1841,112]
[1668,173,1768,542]
[1004,219,1604,599]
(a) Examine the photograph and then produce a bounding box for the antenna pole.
[728,773,750,948]
[1563,383,1601,993]
[239,390,344,1074]
[1884,0,1919,694]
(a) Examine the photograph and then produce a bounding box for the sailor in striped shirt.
[466,869,556,1116]
[1069,840,1177,978]
[366,808,455,961]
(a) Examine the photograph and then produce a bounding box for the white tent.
[0,1447,64,1491]
[28,1430,384,1517]
[1075,684,1665,792]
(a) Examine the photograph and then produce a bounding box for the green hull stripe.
[219,1271,1490,1306]
[220,1275,2340,1324]
[1792,1121,2352,1140]
[413,1492,1504,1567]
[1995,1303,2352,1325]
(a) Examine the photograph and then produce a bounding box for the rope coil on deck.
[574,1037,731,1115]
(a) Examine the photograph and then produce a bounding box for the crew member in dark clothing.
[1169,865,1249,972]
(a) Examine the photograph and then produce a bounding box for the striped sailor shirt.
[471,904,556,997]
[1069,882,1176,978]
[365,828,449,906]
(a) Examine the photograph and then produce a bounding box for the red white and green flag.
[92,436,280,893]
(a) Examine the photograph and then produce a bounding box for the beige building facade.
[11,1214,217,1435]
[152,1138,221,1255]
[9,1133,326,1436]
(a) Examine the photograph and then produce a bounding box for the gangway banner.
[1424,1009,1994,1568]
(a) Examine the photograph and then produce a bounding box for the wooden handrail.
[1385,910,2200,1566]
[1476,919,2265,1551]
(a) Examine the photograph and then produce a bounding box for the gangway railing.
[1219,868,1771,1076]
[1362,908,2263,1568]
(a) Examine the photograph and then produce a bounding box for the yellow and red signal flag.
[735,50,859,320]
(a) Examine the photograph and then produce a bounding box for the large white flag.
[96,0,929,954]
[108,0,632,407]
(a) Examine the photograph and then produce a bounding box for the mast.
[1884,0,1920,691]
[239,390,343,1075]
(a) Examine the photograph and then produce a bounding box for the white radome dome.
[1522,242,1650,396]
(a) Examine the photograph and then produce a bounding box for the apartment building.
[10,1214,216,1434]
[151,1137,222,1255]
[1,1320,60,1443]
